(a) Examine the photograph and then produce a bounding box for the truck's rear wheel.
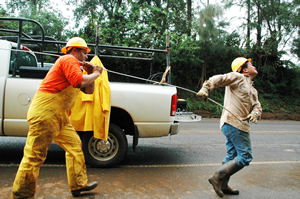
[80,123,128,168]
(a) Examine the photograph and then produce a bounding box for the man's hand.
[80,65,103,94]
[81,61,94,74]
[242,112,258,124]
[93,64,103,75]
[196,87,209,100]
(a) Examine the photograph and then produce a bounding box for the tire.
[80,123,128,168]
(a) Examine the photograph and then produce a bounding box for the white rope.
[1,47,242,122]
[0,47,61,57]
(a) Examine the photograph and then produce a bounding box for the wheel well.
[110,107,134,136]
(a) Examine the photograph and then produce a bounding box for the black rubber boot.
[221,162,239,195]
[71,181,98,197]
[222,176,239,195]
[208,160,242,198]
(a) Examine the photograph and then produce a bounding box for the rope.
[0,47,61,57]
[1,47,243,122]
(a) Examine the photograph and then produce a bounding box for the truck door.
[3,78,42,136]
[3,45,42,136]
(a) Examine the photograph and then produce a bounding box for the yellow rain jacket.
[70,56,111,141]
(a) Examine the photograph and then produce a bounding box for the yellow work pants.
[11,87,87,198]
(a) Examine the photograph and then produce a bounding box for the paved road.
[0,119,299,198]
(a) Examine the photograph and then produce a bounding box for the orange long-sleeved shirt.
[38,55,83,93]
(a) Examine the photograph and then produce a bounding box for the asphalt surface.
[0,119,299,198]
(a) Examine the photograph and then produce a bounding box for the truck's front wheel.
[80,123,128,168]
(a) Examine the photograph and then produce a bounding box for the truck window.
[9,48,38,75]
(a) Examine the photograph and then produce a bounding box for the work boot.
[71,181,98,197]
[221,162,239,195]
[208,160,242,198]
[222,176,239,195]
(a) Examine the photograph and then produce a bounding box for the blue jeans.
[222,123,253,167]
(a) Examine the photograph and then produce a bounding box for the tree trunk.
[256,1,262,48]
[187,0,192,36]
[197,60,206,87]
[246,0,250,49]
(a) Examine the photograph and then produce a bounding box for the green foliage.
[1,1,299,115]
[3,0,68,41]
[196,4,223,42]
[292,38,300,59]
[70,0,189,49]
[2,0,70,63]
[0,4,7,17]
[291,4,300,59]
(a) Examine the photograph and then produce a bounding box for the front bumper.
[169,121,180,135]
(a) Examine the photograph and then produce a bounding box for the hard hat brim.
[61,46,91,54]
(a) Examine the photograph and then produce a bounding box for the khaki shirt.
[203,72,262,132]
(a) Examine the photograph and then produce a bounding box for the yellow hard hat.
[61,37,91,54]
[231,57,251,72]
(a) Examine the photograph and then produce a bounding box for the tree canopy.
[1,0,300,114]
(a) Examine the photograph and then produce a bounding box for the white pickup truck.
[0,17,180,168]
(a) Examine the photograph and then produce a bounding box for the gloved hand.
[242,112,258,124]
[196,86,209,100]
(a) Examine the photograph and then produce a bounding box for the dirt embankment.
[194,110,300,121]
